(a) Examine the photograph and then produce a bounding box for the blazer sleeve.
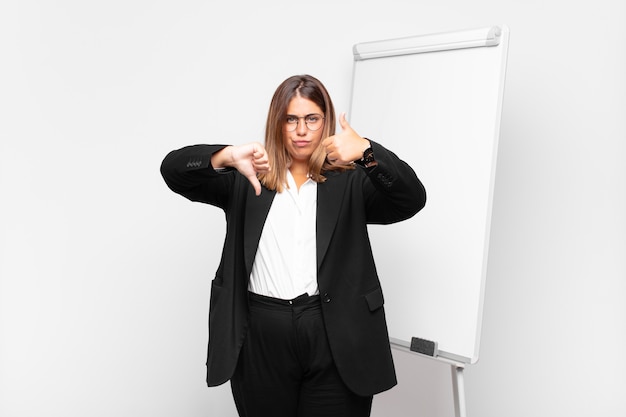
[360,140,427,225]
[160,144,235,209]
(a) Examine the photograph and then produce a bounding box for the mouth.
[292,140,310,148]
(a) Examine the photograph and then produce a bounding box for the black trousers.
[230,292,373,417]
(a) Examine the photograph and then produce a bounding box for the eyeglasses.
[284,113,325,132]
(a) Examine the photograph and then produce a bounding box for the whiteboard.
[349,26,509,364]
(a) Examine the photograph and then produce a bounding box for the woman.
[160,74,426,417]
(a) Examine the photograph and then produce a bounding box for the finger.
[252,152,267,165]
[339,112,350,131]
[247,174,262,196]
[251,146,270,171]
[324,146,336,162]
[254,161,271,173]
[251,143,269,161]
[323,136,334,150]
[252,146,264,158]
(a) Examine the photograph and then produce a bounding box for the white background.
[1,1,624,416]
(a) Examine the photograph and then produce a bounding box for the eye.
[306,115,320,123]
[286,115,298,123]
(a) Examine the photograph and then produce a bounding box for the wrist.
[354,139,378,168]
[211,146,233,169]
[360,138,371,154]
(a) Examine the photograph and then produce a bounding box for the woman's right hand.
[211,143,271,196]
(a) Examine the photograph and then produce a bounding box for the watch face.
[362,148,377,168]
[355,147,377,167]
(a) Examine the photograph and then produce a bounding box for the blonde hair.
[258,74,353,192]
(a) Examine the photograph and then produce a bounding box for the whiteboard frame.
[349,26,510,365]
[353,26,502,60]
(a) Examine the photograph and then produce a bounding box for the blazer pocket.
[209,280,227,315]
[364,287,385,312]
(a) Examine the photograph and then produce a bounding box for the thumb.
[338,112,351,131]
[247,174,262,196]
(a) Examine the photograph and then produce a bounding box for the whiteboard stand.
[391,339,467,417]
[451,364,467,417]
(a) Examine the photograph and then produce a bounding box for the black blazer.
[160,140,426,396]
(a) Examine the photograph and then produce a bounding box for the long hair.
[258,74,353,192]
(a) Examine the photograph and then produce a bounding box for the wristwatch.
[355,146,378,168]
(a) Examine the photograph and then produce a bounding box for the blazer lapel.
[243,186,275,276]
[316,172,348,271]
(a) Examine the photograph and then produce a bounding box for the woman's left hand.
[322,112,370,164]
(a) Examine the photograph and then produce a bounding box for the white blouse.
[248,170,318,299]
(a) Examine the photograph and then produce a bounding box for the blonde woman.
[161,74,426,417]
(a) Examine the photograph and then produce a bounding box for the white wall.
[1,1,624,416]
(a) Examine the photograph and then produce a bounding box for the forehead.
[286,96,323,115]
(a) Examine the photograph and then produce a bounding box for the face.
[283,95,324,165]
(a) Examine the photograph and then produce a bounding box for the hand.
[322,113,370,164]
[213,143,270,196]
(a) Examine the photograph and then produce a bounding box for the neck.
[289,161,309,176]
[289,163,310,190]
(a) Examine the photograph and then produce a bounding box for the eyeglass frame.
[284,113,325,132]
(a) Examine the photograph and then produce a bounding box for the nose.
[295,118,308,135]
